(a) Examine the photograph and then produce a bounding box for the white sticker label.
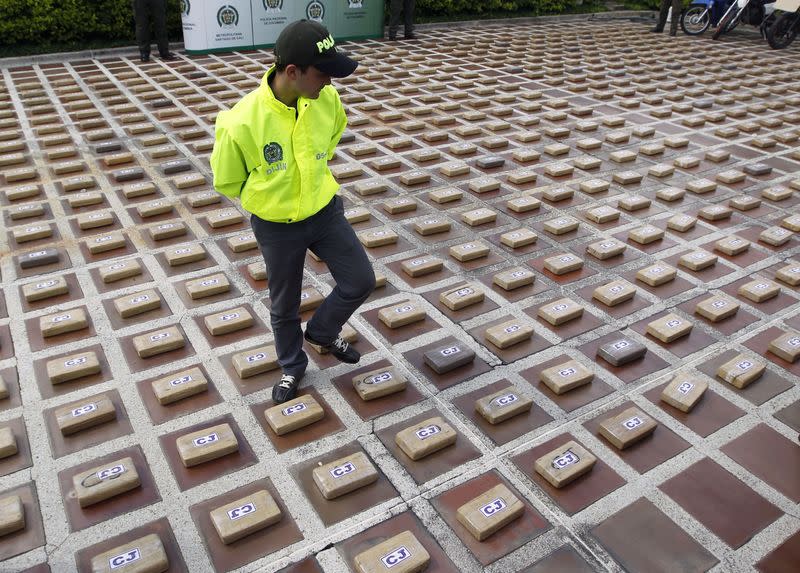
[227,502,256,520]
[440,346,460,356]
[552,303,568,312]
[97,464,126,481]
[395,305,413,313]
[282,402,307,416]
[493,393,518,407]
[666,319,682,328]
[559,367,576,377]
[504,324,521,333]
[367,371,393,384]
[678,382,694,395]
[169,375,193,387]
[52,314,72,323]
[737,360,753,371]
[35,280,57,289]
[609,285,624,294]
[246,352,266,363]
[109,548,141,570]
[149,332,170,342]
[65,356,87,368]
[200,279,219,287]
[330,461,356,479]
[220,312,240,321]
[454,288,474,297]
[72,403,97,417]
[414,425,441,440]
[552,449,580,469]
[193,432,218,447]
[381,546,412,568]
[480,498,507,517]
[130,295,149,304]
[623,416,643,430]
[612,340,630,350]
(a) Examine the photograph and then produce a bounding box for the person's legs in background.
[388,0,403,40]
[404,0,416,39]
[151,0,174,58]
[669,0,682,34]
[651,0,671,32]
[133,0,152,61]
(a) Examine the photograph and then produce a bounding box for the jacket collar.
[260,66,307,114]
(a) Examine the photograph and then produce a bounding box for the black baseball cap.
[274,20,358,78]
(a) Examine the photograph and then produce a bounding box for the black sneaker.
[159,52,176,60]
[140,52,150,62]
[272,373,301,403]
[304,331,360,364]
[405,32,417,40]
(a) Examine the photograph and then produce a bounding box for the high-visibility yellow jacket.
[210,66,347,223]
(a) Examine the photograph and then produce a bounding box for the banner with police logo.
[334,0,382,39]
[182,0,383,54]
[206,0,253,49]
[179,0,208,52]
[252,0,298,47]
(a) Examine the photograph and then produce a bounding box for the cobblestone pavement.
[0,17,799,573]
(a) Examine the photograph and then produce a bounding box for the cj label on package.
[264,394,324,436]
[395,416,457,461]
[475,386,533,424]
[353,530,430,573]
[352,366,407,401]
[598,406,658,449]
[423,342,476,374]
[717,354,766,388]
[176,423,239,468]
[312,451,378,500]
[534,440,597,488]
[90,533,168,573]
[456,483,524,541]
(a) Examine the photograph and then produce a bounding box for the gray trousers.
[655,0,683,32]
[389,0,416,35]
[133,0,169,55]
[251,195,375,378]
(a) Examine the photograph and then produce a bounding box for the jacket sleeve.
[210,123,249,199]
[326,94,348,161]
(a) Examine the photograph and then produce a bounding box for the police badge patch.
[306,0,324,21]
[263,142,283,163]
[264,0,283,11]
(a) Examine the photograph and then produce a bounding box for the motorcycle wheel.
[681,6,712,35]
[767,12,799,49]
[713,8,739,39]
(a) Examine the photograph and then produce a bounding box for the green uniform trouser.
[133,0,169,56]
[655,0,683,33]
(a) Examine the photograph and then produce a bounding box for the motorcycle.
[712,0,777,39]
[681,0,733,35]
[766,0,800,47]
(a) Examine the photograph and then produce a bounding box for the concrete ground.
[0,15,799,573]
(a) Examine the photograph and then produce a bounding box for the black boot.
[140,51,150,62]
[649,27,663,33]
[159,51,176,60]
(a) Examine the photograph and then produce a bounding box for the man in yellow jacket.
[210,20,375,403]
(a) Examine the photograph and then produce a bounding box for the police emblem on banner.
[263,0,283,11]
[306,0,324,21]
[180,0,190,16]
[348,0,363,7]
[263,142,283,164]
[217,5,239,27]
